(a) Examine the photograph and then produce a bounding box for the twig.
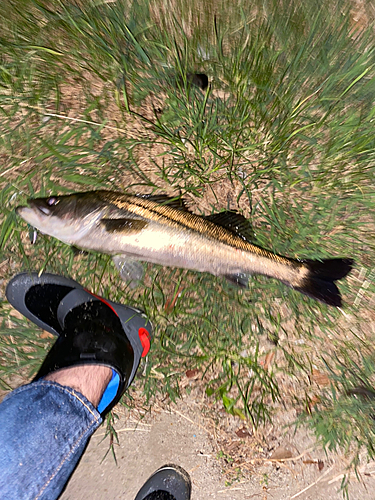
[18,103,129,133]
[327,461,375,484]
[95,427,151,437]
[39,111,128,134]
[237,447,315,467]
[168,407,208,433]
[290,466,335,499]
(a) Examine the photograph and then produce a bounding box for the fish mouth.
[28,198,54,216]
[15,201,51,227]
[16,198,57,221]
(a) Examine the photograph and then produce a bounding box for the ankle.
[45,365,112,407]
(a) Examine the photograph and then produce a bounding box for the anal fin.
[224,272,250,288]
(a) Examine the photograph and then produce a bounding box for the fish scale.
[103,192,292,262]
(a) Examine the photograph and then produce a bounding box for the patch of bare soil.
[60,390,375,500]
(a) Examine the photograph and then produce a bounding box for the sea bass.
[16,190,353,307]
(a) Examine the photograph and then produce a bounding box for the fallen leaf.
[235,426,250,438]
[10,310,24,320]
[262,351,275,371]
[40,330,54,339]
[309,395,321,405]
[270,446,293,460]
[311,369,330,387]
[164,286,183,313]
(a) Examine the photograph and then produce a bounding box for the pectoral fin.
[101,218,148,233]
[112,255,144,285]
[224,272,250,288]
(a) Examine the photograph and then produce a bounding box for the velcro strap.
[56,289,100,330]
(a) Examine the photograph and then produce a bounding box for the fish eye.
[46,197,59,206]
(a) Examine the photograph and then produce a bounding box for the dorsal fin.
[142,194,189,211]
[205,211,254,242]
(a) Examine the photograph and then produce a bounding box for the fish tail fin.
[294,258,354,307]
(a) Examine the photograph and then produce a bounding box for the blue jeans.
[0,380,102,500]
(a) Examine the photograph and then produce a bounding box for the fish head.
[16,192,108,245]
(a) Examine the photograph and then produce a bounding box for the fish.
[16,190,354,307]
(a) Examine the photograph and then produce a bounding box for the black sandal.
[6,272,152,417]
[134,464,191,500]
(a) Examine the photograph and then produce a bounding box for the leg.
[0,272,152,500]
[45,364,112,406]
[0,377,103,500]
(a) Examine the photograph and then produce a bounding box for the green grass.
[1,0,375,493]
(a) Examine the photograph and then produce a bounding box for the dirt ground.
[59,391,375,500]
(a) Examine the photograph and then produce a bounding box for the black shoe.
[134,465,191,500]
[6,272,152,417]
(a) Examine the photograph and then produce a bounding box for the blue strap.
[97,369,120,414]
